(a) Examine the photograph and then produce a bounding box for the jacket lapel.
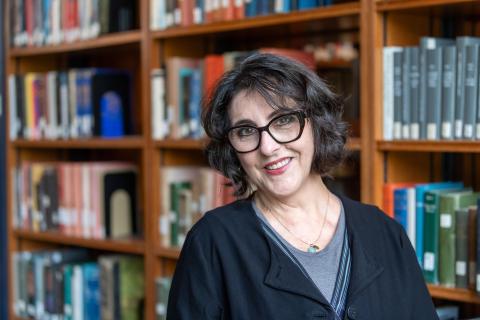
[264,240,331,307]
[340,195,385,302]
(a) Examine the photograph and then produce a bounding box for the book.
[440,46,457,140]
[439,190,479,287]
[462,44,479,139]
[383,47,403,140]
[415,182,463,267]
[454,37,480,139]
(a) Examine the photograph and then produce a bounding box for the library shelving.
[372,0,480,315]
[5,0,480,318]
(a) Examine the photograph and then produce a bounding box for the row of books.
[383,182,480,289]
[155,276,172,320]
[8,69,132,140]
[383,36,480,141]
[150,0,344,30]
[12,249,144,320]
[10,0,137,48]
[151,48,315,140]
[159,166,235,247]
[12,161,139,239]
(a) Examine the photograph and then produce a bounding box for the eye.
[234,127,257,138]
[273,114,296,127]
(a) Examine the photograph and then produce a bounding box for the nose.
[259,130,281,155]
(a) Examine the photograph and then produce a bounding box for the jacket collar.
[338,195,384,302]
[259,195,384,305]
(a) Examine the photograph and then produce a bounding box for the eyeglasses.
[227,111,307,153]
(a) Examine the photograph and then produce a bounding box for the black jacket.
[167,195,438,320]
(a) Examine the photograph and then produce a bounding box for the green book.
[439,191,479,287]
[455,207,470,288]
[63,264,73,320]
[423,188,464,284]
[119,257,145,320]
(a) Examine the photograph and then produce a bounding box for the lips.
[264,157,292,170]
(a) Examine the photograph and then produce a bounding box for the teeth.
[265,158,290,170]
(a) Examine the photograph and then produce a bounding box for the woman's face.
[228,90,315,199]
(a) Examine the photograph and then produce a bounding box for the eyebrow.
[231,109,286,127]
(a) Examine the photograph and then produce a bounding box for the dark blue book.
[298,0,318,10]
[83,262,100,320]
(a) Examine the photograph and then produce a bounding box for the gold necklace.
[262,193,330,253]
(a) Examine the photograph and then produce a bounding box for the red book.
[204,54,225,101]
[259,48,316,70]
[181,0,194,27]
[223,0,235,21]
[383,182,417,218]
[234,0,245,20]
[25,0,34,46]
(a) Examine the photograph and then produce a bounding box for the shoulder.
[339,195,406,245]
[188,199,258,242]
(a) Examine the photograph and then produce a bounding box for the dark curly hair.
[202,53,348,198]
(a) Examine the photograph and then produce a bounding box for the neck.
[254,174,331,224]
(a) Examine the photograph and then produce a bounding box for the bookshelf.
[5,0,480,318]
[372,0,480,314]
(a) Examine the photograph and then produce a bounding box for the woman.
[167,53,438,319]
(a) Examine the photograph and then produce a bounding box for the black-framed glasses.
[227,111,308,153]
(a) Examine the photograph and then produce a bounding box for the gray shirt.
[253,200,346,303]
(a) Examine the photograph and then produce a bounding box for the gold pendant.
[307,244,319,253]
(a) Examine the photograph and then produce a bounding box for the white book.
[151,0,159,30]
[47,71,58,139]
[68,70,79,138]
[8,75,18,140]
[407,187,416,250]
[72,264,84,320]
[151,69,166,139]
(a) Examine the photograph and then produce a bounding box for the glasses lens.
[228,127,259,152]
[269,113,301,143]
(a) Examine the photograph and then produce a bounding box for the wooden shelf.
[9,30,142,57]
[347,137,362,151]
[11,136,145,149]
[317,60,354,69]
[155,246,181,259]
[154,138,207,150]
[376,0,477,11]
[428,285,480,304]
[151,2,360,39]
[13,229,146,254]
[377,140,480,153]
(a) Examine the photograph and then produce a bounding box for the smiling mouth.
[264,158,292,170]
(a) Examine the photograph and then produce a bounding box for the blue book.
[179,67,194,138]
[246,0,258,17]
[189,69,202,138]
[298,0,318,10]
[394,188,410,231]
[256,0,270,16]
[83,262,100,320]
[415,182,463,266]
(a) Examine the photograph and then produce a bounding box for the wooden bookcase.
[4,0,480,319]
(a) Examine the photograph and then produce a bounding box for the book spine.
[441,46,456,140]
[393,51,403,140]
[455,208,469,288]
[409,47,420,140]
[462,45,479,139]
[423,191,440,284]
[401,48,411,139]
[425,48,442,140]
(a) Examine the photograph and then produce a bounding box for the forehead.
[228,90,296,123]
[229,90,271,121]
